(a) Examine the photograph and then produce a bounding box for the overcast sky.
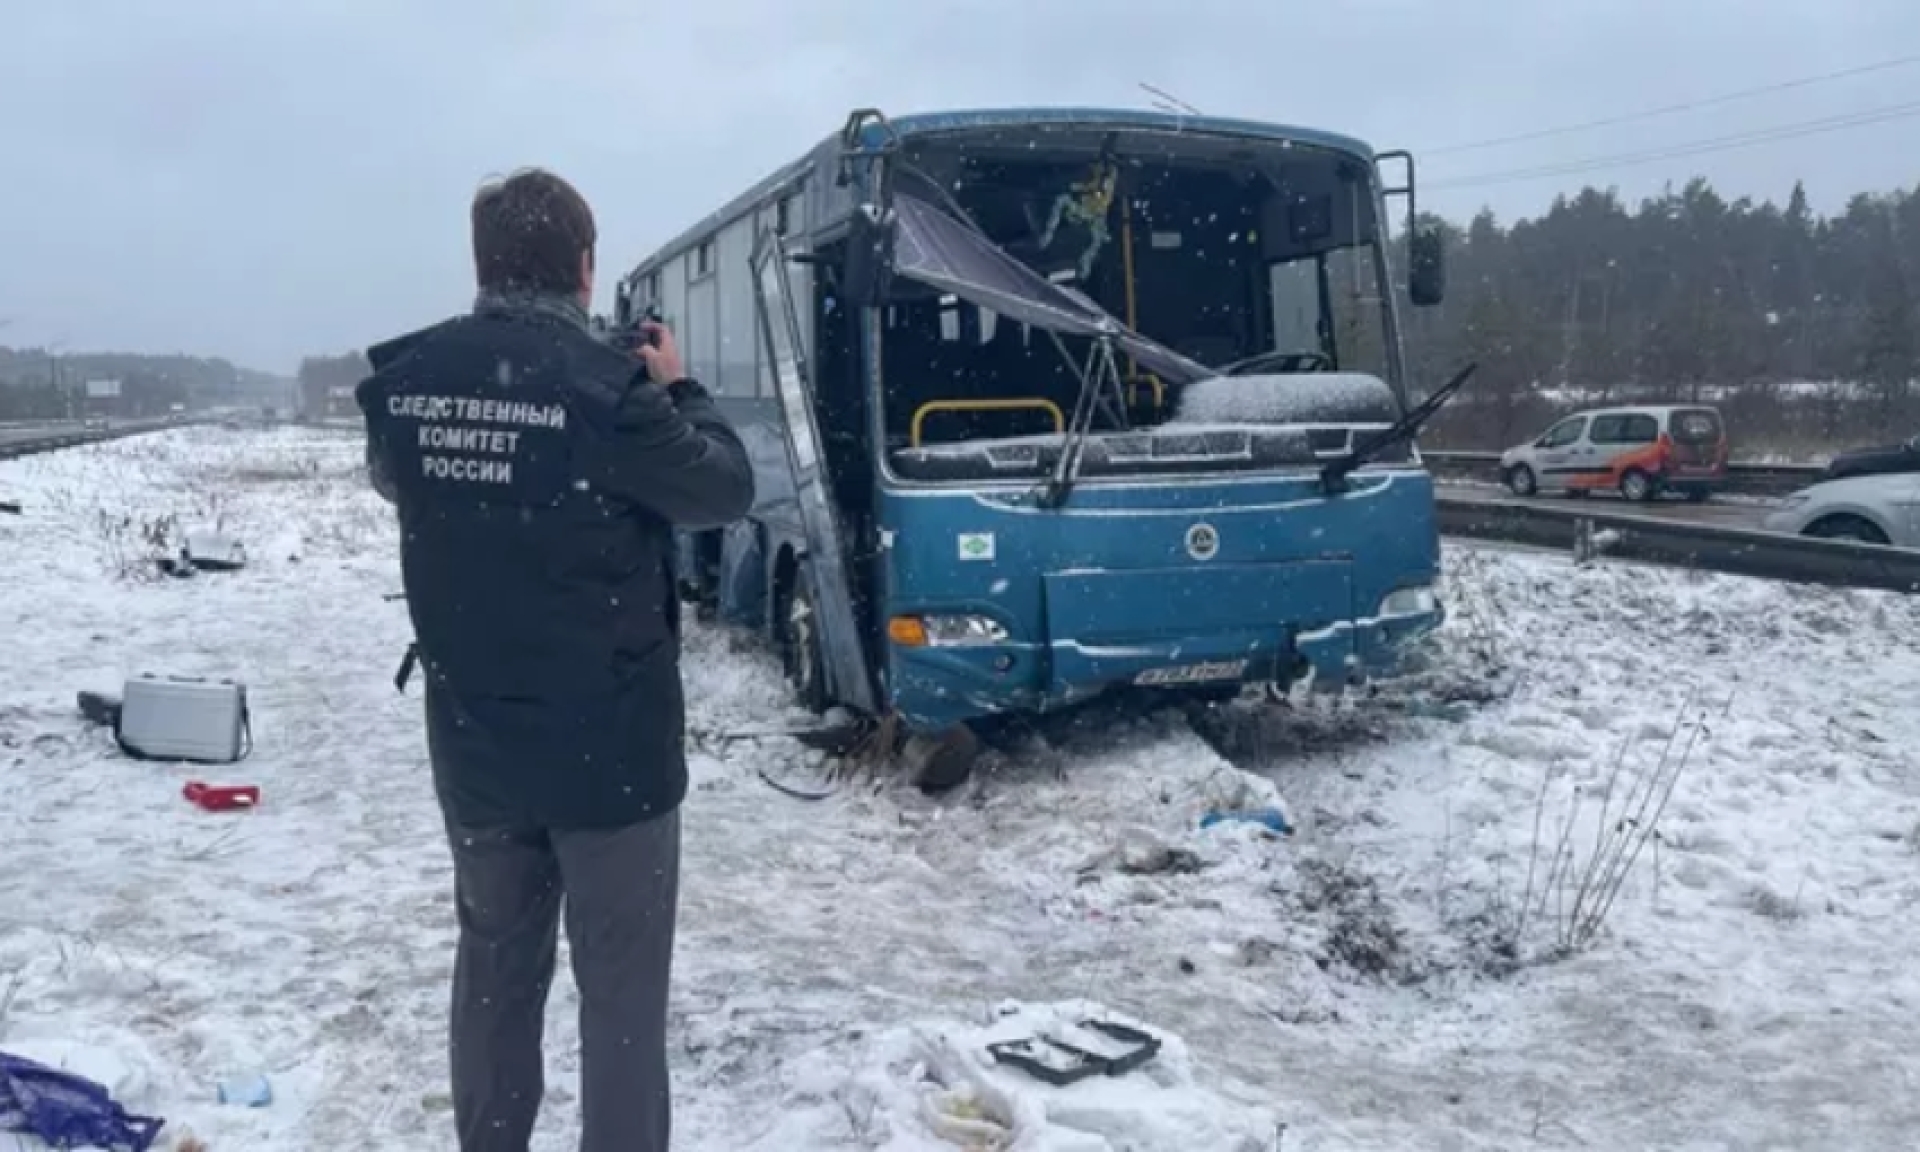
[2,0,1917,372]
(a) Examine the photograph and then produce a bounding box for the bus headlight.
[1377,586,1438,619]
[889,614,1010,647]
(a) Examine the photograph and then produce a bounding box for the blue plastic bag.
[0,1050,165,1151]
[1199,807,1292,835]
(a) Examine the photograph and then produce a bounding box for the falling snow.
[3,427,1920,1149]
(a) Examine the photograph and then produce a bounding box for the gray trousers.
[444,810,681,1152]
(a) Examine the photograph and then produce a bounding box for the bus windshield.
[878,126,1403,482]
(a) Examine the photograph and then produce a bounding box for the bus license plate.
[1134,659,1248,687]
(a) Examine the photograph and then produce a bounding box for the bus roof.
[621,147,823,284]
[621,106,1377,282]
[873,107,1375,160]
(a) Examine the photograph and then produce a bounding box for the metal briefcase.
[117,674,251,763]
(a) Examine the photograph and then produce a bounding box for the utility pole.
[46,339,69,420]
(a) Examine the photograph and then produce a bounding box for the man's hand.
[637,321,686,383]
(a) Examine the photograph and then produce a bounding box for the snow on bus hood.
[1168,372,1400,427]
[885,374,1405,472]
[891,427,1271,469]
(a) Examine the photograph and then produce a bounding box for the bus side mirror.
[1409,227,1446,307]
[841,204,897,307]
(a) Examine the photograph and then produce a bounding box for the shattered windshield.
[878,128,1403,480]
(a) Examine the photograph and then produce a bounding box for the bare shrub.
[91,509,180,581]
[1493,698,1707,961]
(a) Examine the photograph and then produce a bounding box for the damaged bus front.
[616,107,1460,775]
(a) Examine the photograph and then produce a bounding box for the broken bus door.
[748,226,880,715]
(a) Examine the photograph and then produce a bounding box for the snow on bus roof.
[875,107,1376,160]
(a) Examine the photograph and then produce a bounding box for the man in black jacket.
[356,167,754,1152]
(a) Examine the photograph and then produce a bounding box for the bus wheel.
[901,724,979,794]
[781,567,830,713]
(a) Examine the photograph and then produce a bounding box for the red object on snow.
[183,781,260,812]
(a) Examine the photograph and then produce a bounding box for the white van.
[1499,405,1729,502]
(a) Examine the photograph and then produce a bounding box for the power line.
[1139,82,1202,116]
[1426,54,1920,156]
[1427,100,1920,192]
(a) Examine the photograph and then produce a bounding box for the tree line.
[0,348,288,421]
[28,175,1920,458]
[1404,178,1920,457]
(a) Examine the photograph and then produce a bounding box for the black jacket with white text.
[356,291,754,829]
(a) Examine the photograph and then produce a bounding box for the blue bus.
[612,107,1459,786]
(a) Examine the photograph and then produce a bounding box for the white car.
[1497,405,1728,502]
[1762,473,1920,547]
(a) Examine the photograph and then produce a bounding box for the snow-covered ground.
[3,426,1919,1150]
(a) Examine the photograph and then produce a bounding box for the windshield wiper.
[1035,333,1124,508]
[1320,361,1478,494]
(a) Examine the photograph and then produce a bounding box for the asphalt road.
[1436,480,1778,531]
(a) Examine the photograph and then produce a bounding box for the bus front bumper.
[886,586,1442,732]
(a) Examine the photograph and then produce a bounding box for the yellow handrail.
[910,398,1066,447]
[1124,374,1165,409]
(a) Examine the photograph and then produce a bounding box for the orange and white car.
[1499,405,1729,503]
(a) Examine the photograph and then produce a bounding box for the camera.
[595,305,664,354]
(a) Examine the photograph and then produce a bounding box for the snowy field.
[3,426,1919,1150]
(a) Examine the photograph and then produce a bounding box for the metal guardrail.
[0,419,197,462]
[1423,450,1825,498]
[1438,495,1920,593]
